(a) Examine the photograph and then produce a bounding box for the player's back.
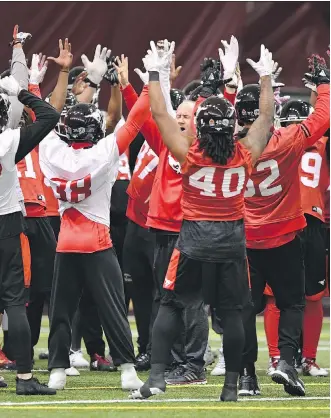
[178,139,252,262]
[244,125,308,241]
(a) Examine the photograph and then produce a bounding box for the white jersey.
[39,131,120,227]
[0,128,22,215]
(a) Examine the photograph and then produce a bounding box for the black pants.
[48,248,135,370]
[150,232,209,372]
[152,250,248,374]
[123,220,155,354]
[0,234,32,374]
[48,216,61,242]
[245,236,305,365]
[25,217,56,356]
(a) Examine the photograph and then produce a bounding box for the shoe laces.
[172,365,186,376]
[270,357,279,368]
[93,354,110,365]
[303,358,320,369]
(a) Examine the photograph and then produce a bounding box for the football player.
[131,39,275,401]
[238,60,330,397]
[0,73,60,394]
[39,46,150,391]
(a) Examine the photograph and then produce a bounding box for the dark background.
[0,1,329,106]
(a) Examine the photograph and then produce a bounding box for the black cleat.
[272,359,305,396]
[165,365,207,385]
[220,371,238,402]
[16,377,56,395]
[238,374,261,396]
[0,376,7,388]
[135,353,151,372]
[38,352,49,360]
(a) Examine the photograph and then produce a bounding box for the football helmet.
[279,100,313,127]
[196,96,236,137]
[65,103,105,145]
[170,89,185,110]
[235,84,260,126]
[68,66,85,90]
[0,93,11,133]
[47,91,78,139]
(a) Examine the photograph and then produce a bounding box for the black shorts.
[162,249,250,312]
[247,236,305,311]
[25,217,56,296]
[0,234,30,313]
[300,215,327,298]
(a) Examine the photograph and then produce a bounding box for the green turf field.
[0,316,329,417]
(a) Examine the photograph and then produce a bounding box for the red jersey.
[182,140,252,221]
[17,149,46,217]
[300,136,328,222]
[245,84,330,249]
[126,141,159,227]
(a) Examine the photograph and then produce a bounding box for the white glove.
[0,76,22,96]
[134,68,149,85]
[143,40,175,73]
[271,62,284,87]
[218,36,239,81]
[29,54,48,85]
[246,45,274,78]
[302,78,317,93]
[81,45,111,85]
[15,31,32,45]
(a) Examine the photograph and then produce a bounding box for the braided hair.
[198,131,235,165]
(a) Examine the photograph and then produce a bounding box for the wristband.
[61,69,69,73]
[149,71,160,82]
[85,77,98,89]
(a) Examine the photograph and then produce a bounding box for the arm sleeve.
[301,84,330,148]
[8,48,29,129]
[159,69,176,118]
[121,85,164,156]
[15,90,60,163]
[27,83,42,123]
[116,86,151,156]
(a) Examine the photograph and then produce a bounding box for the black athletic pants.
[123,220,155,355]
[48,248,135,370]
[0,234,32,374]
[149,232,207,372]
[244,236,305,366]
[25,217,56,358]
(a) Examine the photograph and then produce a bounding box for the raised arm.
[48,39,73,112]
[239,45,275,165]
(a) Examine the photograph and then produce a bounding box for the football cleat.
[220,371,239,402]
[238,374,261,396]
[302,358,328,377]
[0,376,7,388]
[135,352,151,372]
[267,356,280,376]
[90,354,117,372]
[165,365,207,385]
[16,376,56,396]
[272,359,305,396]
[65,366,80,376]
[211,349,226,376]
[120,363,144,391]
[48,368,66,390]
[69,349,89,368]
[0,349,16,370]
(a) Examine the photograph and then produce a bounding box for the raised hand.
[246,44,274,77]
[170,54,182,83]
[29,53,48,85]
[47,38,73,70]
[72,71,89,95]
[81,44,111,85]
[218,35,239,81]
[10,24,32,47]
[143,40,175,73]
[112,55,129,87]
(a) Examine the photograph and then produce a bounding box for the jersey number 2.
[53,175,92,203]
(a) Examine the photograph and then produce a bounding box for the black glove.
[199,57,222,98]
[304,54,329,86]
[103,56,119,86]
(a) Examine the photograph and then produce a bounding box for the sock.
[264,297,280,358]
[302,299,323,359]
